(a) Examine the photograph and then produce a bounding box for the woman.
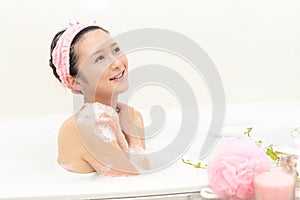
[49,21,148,176]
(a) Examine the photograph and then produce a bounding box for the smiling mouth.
[109,70,125,81]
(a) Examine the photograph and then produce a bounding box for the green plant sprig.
[243,127,253,137]
[243,127,283,162]
[182,159,207,169]
[265,144,283,161]
[182,127,284,168]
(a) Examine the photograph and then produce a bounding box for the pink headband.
[52,21,104,93]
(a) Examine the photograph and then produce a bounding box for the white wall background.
[0,0,299,116]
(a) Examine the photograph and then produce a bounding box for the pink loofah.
[52,20,104,93]
[207,138,270,200]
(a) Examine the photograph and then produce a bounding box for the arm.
[117,103,146,149]
[82,141,139,176]
[116,103,150,170]
[75,117,139,176]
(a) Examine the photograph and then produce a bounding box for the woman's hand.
[116,103,145,149]
[117,103,150,171]
[96,111,129,152]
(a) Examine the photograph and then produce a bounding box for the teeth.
[111,71,123,80]
[115,72,122,78]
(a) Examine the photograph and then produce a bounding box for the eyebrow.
[91,42,118,57]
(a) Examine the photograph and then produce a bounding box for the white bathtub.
[0,100,299,200]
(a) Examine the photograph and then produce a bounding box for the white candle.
[254,170,295,200]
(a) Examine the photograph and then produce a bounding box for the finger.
[123,107,141,128]
[97,117,119,131]
[101,111,120,124]
[115,132,129,151]
[101,111,114,119]
[97,117,120,135]
[97,117,129,151]
[124,133,143,148]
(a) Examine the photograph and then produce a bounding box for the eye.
[95,55,105,63]
[113,47,121,54]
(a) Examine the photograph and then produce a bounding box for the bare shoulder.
[58,115,90,155]
[129,105,144,126]
[117,102,144,126]
[58,115,78,143]
[57,115,94,173]
[132,107,143,120]
[59,116,76,133]
[58,116,78,157]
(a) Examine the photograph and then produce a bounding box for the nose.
[110,57,123,70]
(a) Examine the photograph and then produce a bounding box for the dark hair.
[49,26,109,82]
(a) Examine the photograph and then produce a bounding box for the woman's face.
[74,29,128,102]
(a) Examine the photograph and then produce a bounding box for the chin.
[114,83,129,94]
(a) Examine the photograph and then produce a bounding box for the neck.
[84,94,118,110]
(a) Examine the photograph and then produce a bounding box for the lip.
[109,70,125,82]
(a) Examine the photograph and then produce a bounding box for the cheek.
[91,66,108,81]
[79,68,107,90]
[95,69,112,88]
[120,55,128,68]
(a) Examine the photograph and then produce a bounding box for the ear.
[65,75,83,94]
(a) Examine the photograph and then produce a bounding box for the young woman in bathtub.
[49,21,149,176]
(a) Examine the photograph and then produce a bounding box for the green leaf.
[182,159,207,169]
[270,153,278,161]
[257,140,263,144]
[194,162,201,168]
[266,148,272,155]
[275,151,283,155]
[243,127,253,137]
